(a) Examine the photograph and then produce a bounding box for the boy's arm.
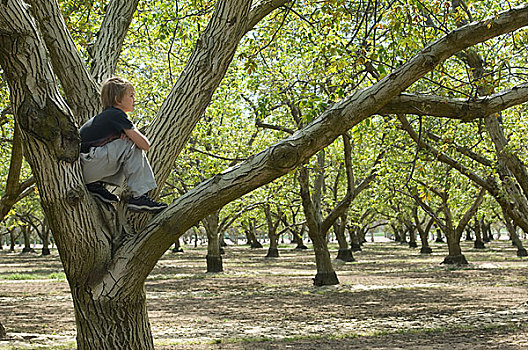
[124,128,150,151]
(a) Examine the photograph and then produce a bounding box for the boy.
[80,76,167,213]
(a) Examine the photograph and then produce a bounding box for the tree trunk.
[247,218,263,248]
[481,217,491,242]
[0,320,5,340]
[41,227,51,256]
[3,1,528,348]
[399,226,408,244]
[348,228,362,252]
[435,228,444,243]
[9,229,16,252]
[334,216,354,262]
[473,218,486,249]
[391,224,401,242]
[465,228,473,241]
[172,239,183,253]
[293,225,308,250]
[298,161,339,286]
[407,224,418,248]
[310,231,339,286]
[503,208,528,257]
[203,211,223,273]
[73,288,154,350]
[264,204,281,258]
[219,233,227,247]
[22,226,34,253]
[442,230,467,265]
[414,214,433,255]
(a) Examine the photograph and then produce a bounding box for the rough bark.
[145,0,290,197]
[25,0,100,122]
[72,287,153,350]
[379,84,528,122]
[88,0,141,83]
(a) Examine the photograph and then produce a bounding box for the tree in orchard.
[1,0,528,348]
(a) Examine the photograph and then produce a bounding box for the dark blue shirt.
[80,107,134,153]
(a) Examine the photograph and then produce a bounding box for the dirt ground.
[0,240,528,349]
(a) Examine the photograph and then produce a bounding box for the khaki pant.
[80,138,157,196]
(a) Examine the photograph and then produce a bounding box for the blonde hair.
[100,76,134,109]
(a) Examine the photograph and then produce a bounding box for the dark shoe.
[127,194,167,213]
[86,182,119,203]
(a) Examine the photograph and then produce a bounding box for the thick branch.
[485,115,528,202]
[379,83,528,121]
[89,0,140,82]
[246,0,292,33]
[26,0,100,123]
[145,0,254,197]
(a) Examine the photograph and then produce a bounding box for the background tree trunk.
[473,217,486,249]
[203,210,223,273]
[264,204,281,258]
[435,227,444,243]
[502,208,528,257]
[21,226,33,253]
[298,154,339,286]
[407,222,418,248]
[349,228,362,252]
[246,218,263,249]
[334,215,354,262]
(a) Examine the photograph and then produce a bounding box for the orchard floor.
[1,240,528,349]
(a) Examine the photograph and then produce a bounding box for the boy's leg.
[80,145,123,185]
[105,139,167,213]
[105,139,157,197]
[80,145,123,203]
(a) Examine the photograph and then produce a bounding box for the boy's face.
[115,88,135,113]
